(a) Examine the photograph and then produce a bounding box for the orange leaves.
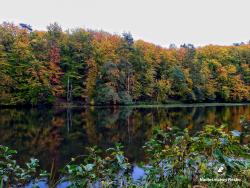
[91,31,123,63]
[135,40,162,64]
[226,65,237,74]
[197,45,230,60]
[217,67,228,81]
[85,58,98,99]
[229,75,249,101]
[49,45,60,65]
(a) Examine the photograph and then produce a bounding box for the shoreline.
[0,102,249,109]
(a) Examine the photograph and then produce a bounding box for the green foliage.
[59,144,131,187]
[142,125,250,187]
[118,91,133,105]
[0,145,46,187]
[94,85,120,105]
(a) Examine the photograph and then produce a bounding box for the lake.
[0,103,249,182]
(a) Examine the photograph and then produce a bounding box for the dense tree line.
[0,22,249,106]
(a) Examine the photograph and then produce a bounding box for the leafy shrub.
[0,145,46,187]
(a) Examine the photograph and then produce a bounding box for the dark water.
[0,104,249,182]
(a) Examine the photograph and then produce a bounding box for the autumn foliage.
[0,22,249,106]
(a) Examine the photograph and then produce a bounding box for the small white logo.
[217,166,224,173]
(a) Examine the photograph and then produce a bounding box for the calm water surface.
[0,104,249,186]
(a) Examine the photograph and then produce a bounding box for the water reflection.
[0,104,249,176]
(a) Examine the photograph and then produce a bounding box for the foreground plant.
[59,144,132,187]
[0,145,46,187]
[141,125,250,187]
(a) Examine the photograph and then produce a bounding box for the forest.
[0,22,249,106]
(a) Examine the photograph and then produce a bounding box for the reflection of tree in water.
[66,108,72,132]
[149,106,249,133]
[82,107,154,161]
[0,109,64,171]
[0,105,249,175]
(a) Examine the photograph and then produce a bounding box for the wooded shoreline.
[0,102,249,109]
[0,22,249,107]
